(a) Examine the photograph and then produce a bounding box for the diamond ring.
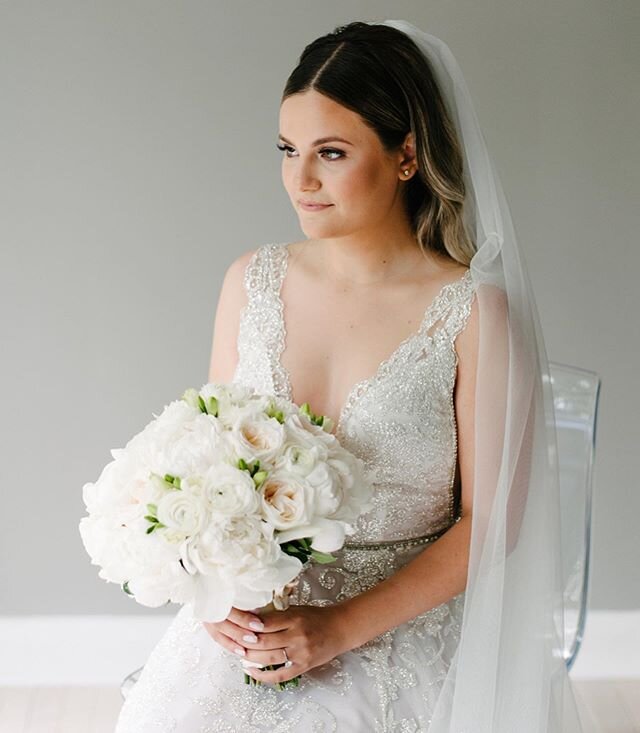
[282,647,293,668]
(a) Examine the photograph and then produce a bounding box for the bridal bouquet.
[79,381,374,685]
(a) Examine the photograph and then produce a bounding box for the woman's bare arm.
[331,293,480,649]
[207,248,257,384]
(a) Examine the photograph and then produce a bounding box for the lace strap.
[239,242,292,399]
[243,242,288,302]
[441,271,477,342]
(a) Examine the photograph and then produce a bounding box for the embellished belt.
[343,526,450,551]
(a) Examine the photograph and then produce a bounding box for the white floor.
[1,681,639,732]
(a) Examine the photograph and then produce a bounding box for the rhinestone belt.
[343,526,450,551]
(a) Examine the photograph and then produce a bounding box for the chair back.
[547,361,601,671]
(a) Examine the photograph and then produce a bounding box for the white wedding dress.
[115,241,477,733]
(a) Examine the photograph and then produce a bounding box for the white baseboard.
[0,610,637,686]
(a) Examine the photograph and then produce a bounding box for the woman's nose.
[296,158,320,191]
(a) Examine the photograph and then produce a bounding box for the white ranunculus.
[283,412,335,447]
[156,485,207,536]
[202,463,259,517]
[199,382,270,428]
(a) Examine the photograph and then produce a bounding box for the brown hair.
[281,21,476,266]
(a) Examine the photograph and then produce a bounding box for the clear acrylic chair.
[120,360,602,699]
[547,361,601,671]
[121,665,143,700]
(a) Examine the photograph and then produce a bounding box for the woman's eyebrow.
[278,134,354,146]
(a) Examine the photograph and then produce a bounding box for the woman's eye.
[276,143,344,161]
[276,143,295,157]
[319,147,344,160]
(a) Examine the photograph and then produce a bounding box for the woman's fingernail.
[242,633,258,643]
[249,620,264,631]
[233,646,245,656]
[241,659,264,669]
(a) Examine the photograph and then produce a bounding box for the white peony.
[180,515,302,621]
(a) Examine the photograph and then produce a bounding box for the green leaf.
[208,396,218,416]
[146,503,158,514]
[197,395,207,413]
[122,581,133,596]
[144,515,158,523]
[310,549,337,564]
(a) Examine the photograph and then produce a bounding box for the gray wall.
[1,0,637,615]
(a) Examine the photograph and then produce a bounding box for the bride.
[115,20,588,732]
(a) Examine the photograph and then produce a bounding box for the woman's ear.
[398,131,418,177]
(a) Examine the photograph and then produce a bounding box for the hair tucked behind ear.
[282,21,476,266]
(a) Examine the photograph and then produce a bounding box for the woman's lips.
[298,201,333,211]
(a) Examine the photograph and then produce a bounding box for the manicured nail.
[249,620,264,631]
[242,633,258,643]
[241,659,264,669]
[233,646,245,656]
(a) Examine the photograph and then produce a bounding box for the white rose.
[258,471,312,531]
[202,462,259,516]
[225,411,286,464]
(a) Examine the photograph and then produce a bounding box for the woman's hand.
[202,607,267,660]
[206,604,351,686]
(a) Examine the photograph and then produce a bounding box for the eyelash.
[276,143,344,161]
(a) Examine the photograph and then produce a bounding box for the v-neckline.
[272,242,471,440]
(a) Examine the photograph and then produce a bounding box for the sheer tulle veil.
[372,20,590,732]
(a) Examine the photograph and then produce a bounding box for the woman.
[116,20,588,732]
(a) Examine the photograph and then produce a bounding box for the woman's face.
[278,90,406,240]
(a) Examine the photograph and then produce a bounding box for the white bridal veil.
[373,20,591,732]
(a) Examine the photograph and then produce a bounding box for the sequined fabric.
[115,242,477,733]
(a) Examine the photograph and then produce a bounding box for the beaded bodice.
[115,241,476,733]
[232,242,477,548]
